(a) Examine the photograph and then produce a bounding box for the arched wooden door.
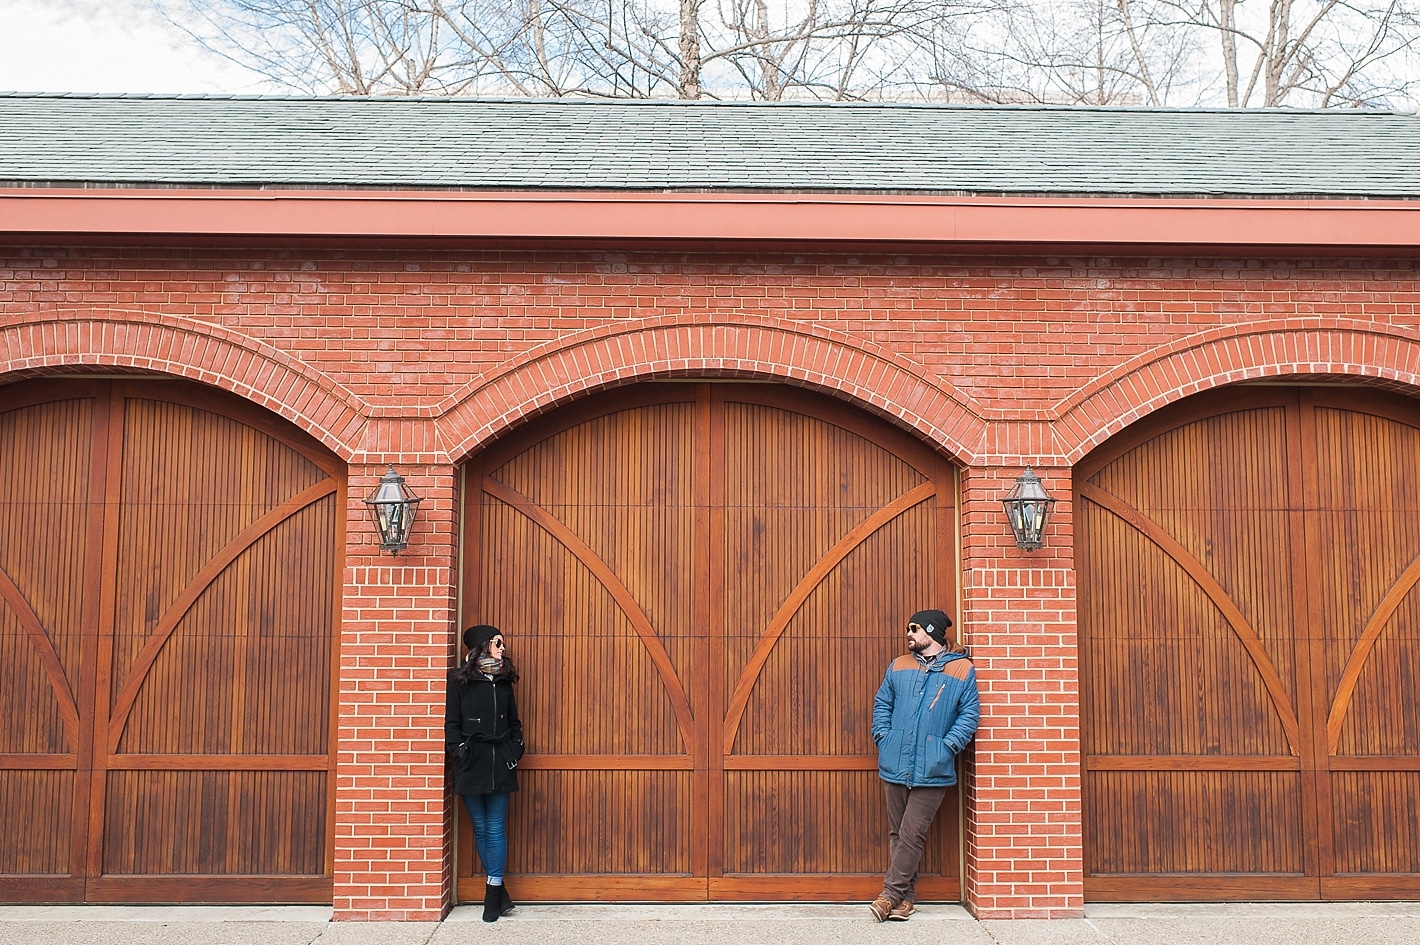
[0,378,341,903]
[1078,385,1420,901]
[458,383,960,901]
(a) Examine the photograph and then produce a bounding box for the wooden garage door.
[0,379,341,903]
[1079,385,1420,900]
[458,383,959,902]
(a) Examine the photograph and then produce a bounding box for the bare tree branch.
[156,0,1420,105]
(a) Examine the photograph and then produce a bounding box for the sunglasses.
[906,623,927,635]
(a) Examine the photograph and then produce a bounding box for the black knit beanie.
[909,609,953,646]
[462,624,501,654]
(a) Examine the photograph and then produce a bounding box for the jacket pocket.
[490,738,516,770]
[923,734,956,781]
[877,729,905,780]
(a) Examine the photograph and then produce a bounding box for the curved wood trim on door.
[1325,548,1420,754]
[0,379,101,750]
[721,481,938,754]
[1074,387,1295,481]
[105,479,338,752]
[1079,481,1302,753]
[481,476,698,751]
[479,383,950,483]
[1308,388,1420,755]
[0,569,81,744]
[478,385,700,472]
[0,379,340,482]
[123,380,344,480]
[721,383,948,481]
[1309,386,1420,432]
[0,379,109,414]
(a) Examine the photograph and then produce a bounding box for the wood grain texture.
[0,568,81,746]
[0,394,93,756]
[1079,482,1301,752]
[0,388,99,887]
[0,379,341,903]
[481,476,697,749]
[106,480,337,753]
[1078,385,1420,901]
[459,383,960,902]
[0,770,75,875]
[1084,755,1301,771]
[1325,549,1420,753]
[720,482,937,755]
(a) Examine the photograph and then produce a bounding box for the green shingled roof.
[1,94,1418,197]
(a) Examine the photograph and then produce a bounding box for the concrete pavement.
[3,901,1419,945]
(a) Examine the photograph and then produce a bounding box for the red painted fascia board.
[2,188,1420,248]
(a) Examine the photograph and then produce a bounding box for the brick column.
[332,463,459,920]
[959,464,1084,919]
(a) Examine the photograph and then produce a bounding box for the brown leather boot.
[869,896,896,922]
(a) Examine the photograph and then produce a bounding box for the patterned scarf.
[475,655,503,677]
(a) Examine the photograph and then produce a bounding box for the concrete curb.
[3,903,1420,945]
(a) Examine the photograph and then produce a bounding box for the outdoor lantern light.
[364,466,422,554]
[1002,466,1056,552]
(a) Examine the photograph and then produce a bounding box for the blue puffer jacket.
[872,651,980,787]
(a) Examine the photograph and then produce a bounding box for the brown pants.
[881,781,948,904]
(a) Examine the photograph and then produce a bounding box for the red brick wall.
[961,466,1081,919]
[334,466,460,921]
[6,244,1420,919]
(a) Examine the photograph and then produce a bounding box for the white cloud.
[0,0,275,94]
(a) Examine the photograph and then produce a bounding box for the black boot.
[498,883,515,916]
[482,882,500,923]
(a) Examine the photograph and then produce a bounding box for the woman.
[446,623,524,922]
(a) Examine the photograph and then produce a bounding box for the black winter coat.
[445,665,524,796]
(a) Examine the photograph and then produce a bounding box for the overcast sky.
[0,0,270,94]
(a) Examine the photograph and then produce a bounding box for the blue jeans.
[461,792,510,880]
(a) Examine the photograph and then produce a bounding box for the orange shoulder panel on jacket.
[891,654,919,672]
[942,658,974,679]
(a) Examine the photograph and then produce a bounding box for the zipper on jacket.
[908,661,948,788]
[490,678,500,791]
[908,666,930,788]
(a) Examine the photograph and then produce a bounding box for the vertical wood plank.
[85,382,128,884]
[1308,390,1420,894]
[692,384,714,892]
[0,378,340,903]
[461,382,961,902]
[0,384,104,893]
[1078,389,1305,896]
[1292,388,1329,891]
[706,385,726,885]
[1079,385,1420,901]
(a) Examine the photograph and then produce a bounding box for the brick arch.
[1054,318,1420,463]
[434,314,990,465]
[0,310,367,460]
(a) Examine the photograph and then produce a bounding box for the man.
[869,608,980,922]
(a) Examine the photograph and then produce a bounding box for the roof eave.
[3,186,1420,250]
